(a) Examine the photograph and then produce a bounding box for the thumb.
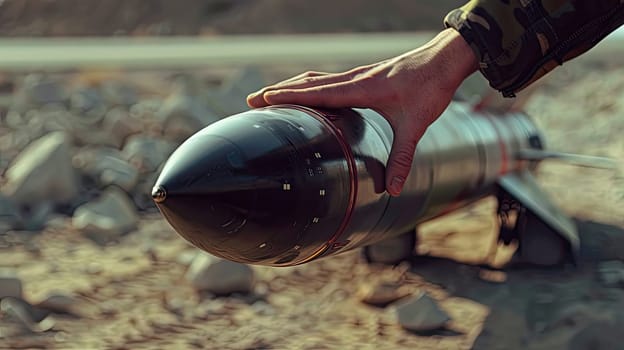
[386,127,423,196]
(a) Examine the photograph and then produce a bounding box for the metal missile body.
[153,102,580,266]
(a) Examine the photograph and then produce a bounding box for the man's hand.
[247,29,478,196]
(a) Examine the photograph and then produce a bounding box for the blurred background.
[0,1,622,349]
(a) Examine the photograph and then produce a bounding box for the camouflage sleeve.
[445,0,624,97]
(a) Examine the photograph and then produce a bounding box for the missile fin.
[516,149,618,170]
[497,171,580,262]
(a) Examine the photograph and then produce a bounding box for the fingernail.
[389,176,405,196]
[247,91,259,99]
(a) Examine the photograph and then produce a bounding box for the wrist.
[431,28,479,89]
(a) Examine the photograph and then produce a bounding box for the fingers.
[247,71,330,108]
[385,125,425,196]
[247,64,379,108]
[248,73,357,108]
[277,71,329,85]
[262,80,370,108]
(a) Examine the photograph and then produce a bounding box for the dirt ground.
[0,0,457,36]
[0,59,623,350]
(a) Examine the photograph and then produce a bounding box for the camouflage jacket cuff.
[445,0,624,98]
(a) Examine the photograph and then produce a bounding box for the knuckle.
[391,148,414,170]
[258,85,275,94]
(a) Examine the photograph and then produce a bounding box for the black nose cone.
[153,107,352,266]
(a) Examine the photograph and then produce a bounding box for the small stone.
[85,262,103,275]
[176,249,200,266]
[0,297,54,333]
[102,107,143,147]
[193,298,226,319]
[158,75,220,141]
[16,74,66,108]
[251,301,275,316]
[21,201,54,231]
[0,270,22,299]
[130,173,161,212]
[393,292,450,332]
[122,136,175,174]
[129,98,161,120]
[5,109,24,129]
[357,282,411,307]
[72,187,139,242]
[186,255,255,295]
[74,147,139,192]
[208,67,266,115]
[101,81,138,107]
[597,260,624,288]
[478,269,508,284]
[45,215,69,230]
[69,86,104,115]
[3,131,79,207]
[36,293,92,318]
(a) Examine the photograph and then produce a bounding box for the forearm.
[445,0,624,97]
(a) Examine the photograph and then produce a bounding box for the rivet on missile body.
[152,186,167,203]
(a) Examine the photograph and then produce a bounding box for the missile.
[152,101,585,267]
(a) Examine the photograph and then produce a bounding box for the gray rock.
[69,86,104,114]
[597,260,624,288]
[102,107,143,147]
[36,293,93,318]
[130,170,161,212]
[186,255,255,295]
[208,67,266,115]
[21,201,54,231]
[357,282,411,307]
[101,81,138,107]
[72,187,139,241]
[74,147,139,192]
[393,292,450,332]
[176,249,201,266]
[0,297,54,333]
[16,74,66,108]
[0,270,22,299]
[158,76,220,141]
[186,253,215,280]
[122,136,175,173]
[35,104,80,134]
[2,131,79,207]
[5,110,25,129]
[129,98,162,120]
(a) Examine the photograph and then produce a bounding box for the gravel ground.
[0,58,622,350]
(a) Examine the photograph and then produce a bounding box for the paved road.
[0,28,621,70]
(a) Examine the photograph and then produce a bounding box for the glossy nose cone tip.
[152,107,352,266]
[151,186,167,203]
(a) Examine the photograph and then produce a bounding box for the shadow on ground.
[411,219,624,350]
